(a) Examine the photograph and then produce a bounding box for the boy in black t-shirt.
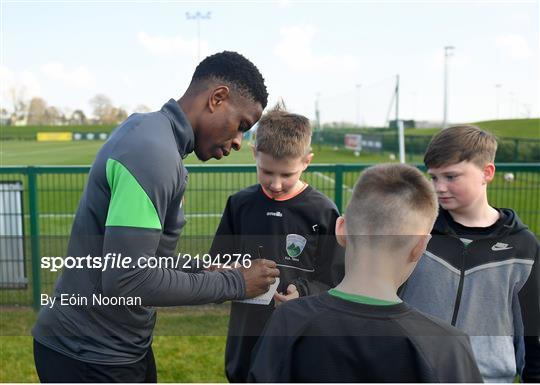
[209,103,345,382]
[249,164,483,383]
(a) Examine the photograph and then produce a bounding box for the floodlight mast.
[185,11,211,61]
[315,93,321,151]
[395,74,405,164]
[442,46,454,129]
[355,84,361,127]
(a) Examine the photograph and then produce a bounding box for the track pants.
[33,339,157,383]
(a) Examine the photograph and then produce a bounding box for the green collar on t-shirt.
[328,288,401,306]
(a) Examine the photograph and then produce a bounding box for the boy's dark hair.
[424,125,498,168]
[254,101,312,159]
[191,51,268,108]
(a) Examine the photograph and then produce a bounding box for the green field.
[0,306,231,382]
[1,119,538,382]
[0,127,538,306]
[0,124,116,141]
[402,118,540,138]
[1,140,105,166]
[1,162,538,308]
[2,118,538,140]
[0,129,538,306]
[0,139,418,166]
[2,118,538,166]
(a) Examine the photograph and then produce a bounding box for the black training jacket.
[209,184,345,382]
[248,292,484,383]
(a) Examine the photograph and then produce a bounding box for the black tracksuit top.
[249,292,484,383]
[209,184,345,382]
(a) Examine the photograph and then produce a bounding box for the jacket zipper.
[451,244,468,326]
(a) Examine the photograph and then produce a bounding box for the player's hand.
[238,259,280,298]
[274,284,299,306]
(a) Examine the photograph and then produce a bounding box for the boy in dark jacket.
[209,103,344,382]
[401,125,540,382]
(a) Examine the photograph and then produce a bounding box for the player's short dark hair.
[191,51,268,108]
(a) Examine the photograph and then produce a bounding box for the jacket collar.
[433,207,522,237]
[160,99,195,159]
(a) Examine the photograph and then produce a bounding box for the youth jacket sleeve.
[519,239,540,382]
[418,334,484,382]
[101,157,246,306]
[289,206,345,296]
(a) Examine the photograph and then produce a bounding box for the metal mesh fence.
[1,164,538,306]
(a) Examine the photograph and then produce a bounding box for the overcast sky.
[1,0,538,127]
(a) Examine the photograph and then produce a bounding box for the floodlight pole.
[395,74,399,126]
[495,84,502,119]
[395,74,405,164]
[355,84,361,127]
[442,46,454,129]
[315,93,321,151]
[315,93,321,131]
[186,11,211,62]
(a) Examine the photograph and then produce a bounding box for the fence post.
[513,139,520,161]
[335,165,344,213]
[28,167,41,311]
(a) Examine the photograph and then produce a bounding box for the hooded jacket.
[401,208,540,383]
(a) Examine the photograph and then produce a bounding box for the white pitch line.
[313,171,353,193]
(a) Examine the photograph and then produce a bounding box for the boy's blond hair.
[345,164,437,246]
[424,125,498,168]
[254,102,311,159]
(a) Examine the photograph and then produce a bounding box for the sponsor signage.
[36,132,73,142]
[344,134,362,151]
[73,132,109,141]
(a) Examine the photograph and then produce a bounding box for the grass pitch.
[0,306,230,382]
[0,139,415,166]
[0,122,538,382]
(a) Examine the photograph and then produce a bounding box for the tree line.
[3,89,151,126]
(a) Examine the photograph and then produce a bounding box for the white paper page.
[235,278,280,305]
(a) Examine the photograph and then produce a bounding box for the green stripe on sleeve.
[105,158,162,229]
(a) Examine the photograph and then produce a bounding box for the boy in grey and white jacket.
[400,125,539,383]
